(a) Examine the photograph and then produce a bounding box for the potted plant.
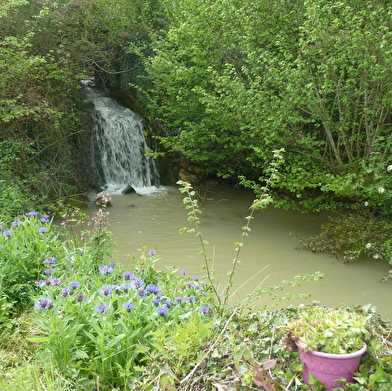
[284,305,369,390]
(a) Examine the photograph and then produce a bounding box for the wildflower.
[51,278,62,286]
[146,284,161,294]
[43,214,50,219]
[364,201,369,206]
[26,211,38,216]
[44,278,51,285]
[180,269,188,275]
[199,305,210,314]
[187,282,197,289]
[12,221,21,227]
[61,287,71,296]
[38,227,48,233]
[68,281,81,289]
[120,283,133,292]
[378,187,385,194]
[373,254,380,259]
[75,293,86,302]
[3,231,12,236]
[152,298,161,305]
[44,257,56,264]
[134,278,144,287]
[138,289,147,298]
[387,165,392,171]
[99,265,113,275]
[366,243,371,249]
[164,300,173,307]
[108,262,116,267]
[176,296,185,302]
[34,298,53,309]
[122,271,135,279]
[98,284,115,296]
[187,295,196,302]
[123,303,135,312]
[44,268,55,275]
[0,226,3,230]
[47,301,54,309]
[156,306,168,316]
[95,302,110,313]
[148,249,157,256]
[193,275,200,280]
[35,280,45,288]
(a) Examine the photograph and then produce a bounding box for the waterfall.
[82,81,160,195]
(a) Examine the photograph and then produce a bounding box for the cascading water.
[82,80,160,195]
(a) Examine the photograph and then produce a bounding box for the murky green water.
[88,185,392,322]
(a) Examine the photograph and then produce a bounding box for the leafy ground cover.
[0,187,391,390]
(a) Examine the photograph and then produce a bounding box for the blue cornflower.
[122,271,135,279]
[156,306,168,316]
[34,298,53,309]
[152,298,161,305]
[108,262,116,267]
[43,214,50,219]
[95,302,109,313]
[98,284,114,296]
[134,277,144,287]
[176,296,185,302]
[38,227,48,233]
[164,300,173,307]
[50,278,62,286]
[180,269,188,275]
[138,289,147,298]
[61,287,71,296]
[99,265,114,275]
[0,225,3,230]
[187,295,196,302]
[146,284,161,294]
[26,211,38,216]
[12,221,21,227]
[43,257,56,264]
[3,231,12,236]
[187,282,197,288]
[75,293,86,302]
[148,249,157,256]
[199,305,210,314]
[123,303,135,312]
[120,283,133,292]
[35,280,45,288]
[193,275,200,280]
[68,281,81,289]
[44,269,55,275]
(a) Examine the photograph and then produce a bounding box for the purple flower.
[34,298,53,309]
[38,227,48,233]
[68,281,81,289]
[123,303,135,312]
[193,275,200,281]
[152,298,161,305]
[156,306,168,316]
[26,211,39,216]
[187,282,197,289]
[134,278,144,287]
[61,287,71,296]
[0,225,3,230]
[164,300,173,307]
[138,289,147,298]
[120,283,133,292]
[35,280,45,288]
[3,231,12,236]
[122,271,135,279]
[50,278,62,286]
[98,284,114,296]
[108,262,116,267]
[146,284,161,294]
[176,296,185,302]
[99,265,113,275]
[12,221,21,227]
[44,257,56,264]
[199,305,210,314]
[44,269,55,275]
[75,293,86,302]
[43,214,50,219]
[149,249,157,256]
[95,302,109,313]
[187,295,196,302]
[180,269,188,275]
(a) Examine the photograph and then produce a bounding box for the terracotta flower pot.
[297,343,367,390]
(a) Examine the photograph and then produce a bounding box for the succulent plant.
[284,306,370,354]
